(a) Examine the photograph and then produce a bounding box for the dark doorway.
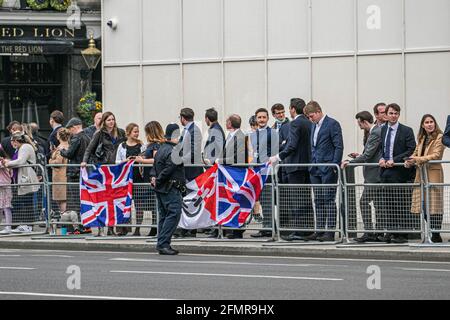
[0,55,64,139]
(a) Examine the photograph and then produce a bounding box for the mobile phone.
[403,157,412,161]
[347,153,357,159]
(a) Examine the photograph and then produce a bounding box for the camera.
[107,18,118,30]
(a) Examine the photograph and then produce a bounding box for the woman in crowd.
[132,121,165,236]
[405,114,446,243]
[1,132,40,233]
[49,128,70,214]
[82,111,125,236]
[0,146,13,234]
[115,123,146,236]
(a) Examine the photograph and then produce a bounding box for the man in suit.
[203,108,225,165]
[176,108,204,238]
[444,115,450,148]
[373,102,387,128]
[249,108,279,238]
[270,98,314,241]
[1,121,22,158]
[222,114,249,166]
[271,103,290,183]
[378,103,416,243]
[342,111,383,242]
[48,110,64,152]
[304,101,344,242]
[220,114,249,239]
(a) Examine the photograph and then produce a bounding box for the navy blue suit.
[379,122,416,234]
[444,115,450,148]
[310,115,344,232]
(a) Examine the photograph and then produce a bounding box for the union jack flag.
[80,161,134,228]
[179,163,270,229]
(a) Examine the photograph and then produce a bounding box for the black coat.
[204,122,225,163]
[443,115,450,148]
[222,129,249,165]
[279,115,312,173]
[152,141,185,194]
[179,122,204,181]
[83,128,126,165]
[380,123,416,183]
[60,131,91,177]
[1,136,16,159]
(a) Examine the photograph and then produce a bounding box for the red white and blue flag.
[80,161,134,228]
[179,163,271,229]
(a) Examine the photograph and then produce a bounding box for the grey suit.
[351,126,382,183]
[350,125,383,232]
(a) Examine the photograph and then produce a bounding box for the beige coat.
[411,133,445,214]
[49,149,68,201]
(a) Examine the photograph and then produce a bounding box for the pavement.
[2,248,450,300]
[1,231,450,262]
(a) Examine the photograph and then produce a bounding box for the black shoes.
[377,233,393,243]
[354,233,375,243]
[391,235,408,244]
[157,247,179,255]
[431,233,443,243]
[317,232,335,242]
[250,231,272,238]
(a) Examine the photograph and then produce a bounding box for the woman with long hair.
[82,111,125,236]
[405,114,446,243]
[115,123,146,236]
[1,132,40,233]
[49,128,71,214]
[132,121,165,237]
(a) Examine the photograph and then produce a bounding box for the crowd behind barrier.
[1,103,449,248]
[1,161,449,245]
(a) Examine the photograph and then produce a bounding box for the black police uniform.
[152,140,185,253]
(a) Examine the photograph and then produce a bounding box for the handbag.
[94,142,106,162]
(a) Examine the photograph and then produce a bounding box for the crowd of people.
[0,100,449,249]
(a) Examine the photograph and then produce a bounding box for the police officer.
[151,123,185,255]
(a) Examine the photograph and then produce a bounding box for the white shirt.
[182,121,194,140]
[313,115,326,147]
[383,122,399,161]
[226,129,237,143]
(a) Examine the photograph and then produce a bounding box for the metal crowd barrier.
[273,163,343,245]
[0,164,47,236]
[342,163,423,245]
[4,161,449,247]
[43,163,159,239]
[181,163,277,242]
[421,160,450,246]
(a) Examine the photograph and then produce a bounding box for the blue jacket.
[310,115,344,176]
[444,115,450,148]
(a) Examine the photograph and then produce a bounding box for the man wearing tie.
[270,98,314,241]
[304,101,344,242]
[249,108,279,238]
[176,108,204,238]
[378,103,416,243]
[203,108,225,165]
[221,114,249,239]
[444,115,450,148]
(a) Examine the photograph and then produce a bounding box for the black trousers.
[156,189,182,249]
[359,185,383,231]
[285,171,314,230]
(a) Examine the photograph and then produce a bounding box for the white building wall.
[102,0,450,178]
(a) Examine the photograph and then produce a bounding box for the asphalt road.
[0,248,449,300]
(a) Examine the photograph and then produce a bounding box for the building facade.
[102,0,450,168]
[0,0,101,137]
